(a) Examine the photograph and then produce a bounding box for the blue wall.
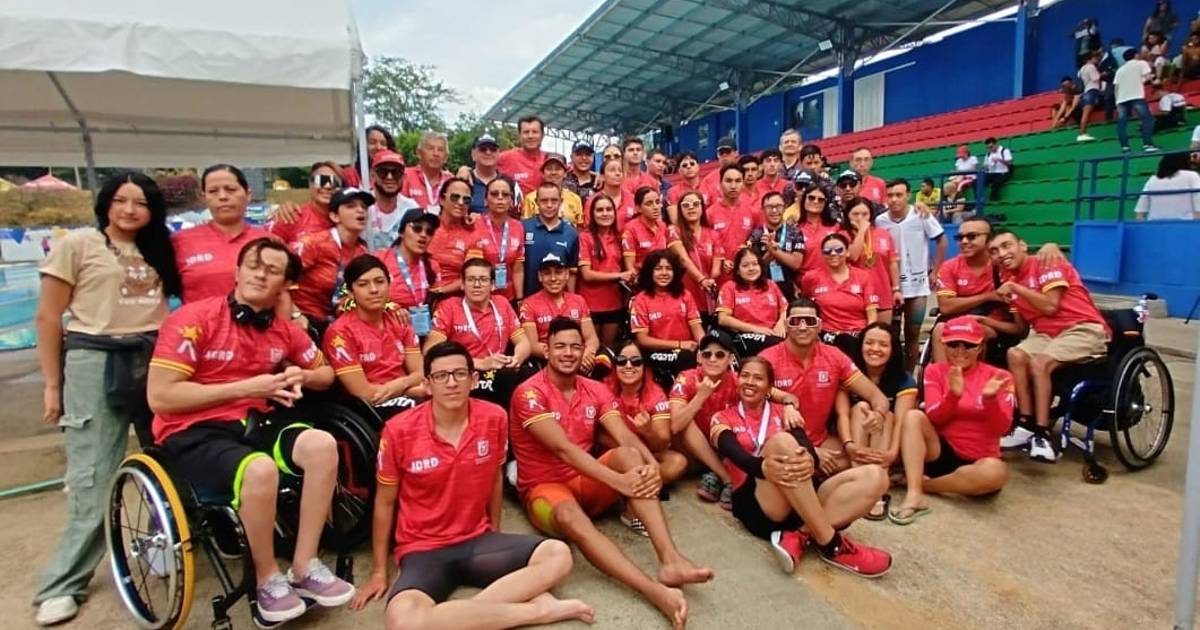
[1073,221,1200,318]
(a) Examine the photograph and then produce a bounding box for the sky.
[351,0,603,123]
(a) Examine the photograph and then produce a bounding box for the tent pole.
[352,51,371,244]
[1174,329,1200,629]
[46,72,98,201]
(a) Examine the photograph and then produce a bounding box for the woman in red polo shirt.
[293,188,371,329]
[800,232,877,358]
[376,209,440,336]
[325,255,426,420]
[584,158,635,229]
[427,177,478,298]
[667,191,723,318]
[630,249,704,389]
[473,178,525,300]
[577,195,634,350]
[842,197,900,325]
[621,187,668,274]
[716,247,787,356]
[796,182,842,276]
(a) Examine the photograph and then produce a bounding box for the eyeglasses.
[614,355,644,367]
[679,201,702,210]
[837,181,857,189]
[822,245,846,256]
[786,315,820,328]
[487,190,512,199]
[406,223,434,235]
[956,232,986,242]
[429,368,472,384]
[763,203,785,212]
[477,146,499,153]
[805,194,827,203]
[699,349,730,361]
[945,341,980,350]
[446,192,471,204]
[374,167,403,180]
[463,276,491,286]
[679,162,697,168]
[311,174,342,189]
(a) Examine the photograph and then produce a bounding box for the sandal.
[865,493,890,521]
[887,505,931,526]
[621,513,649,537]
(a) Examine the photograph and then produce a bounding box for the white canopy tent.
[0,0,369,188]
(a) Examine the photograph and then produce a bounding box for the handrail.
[1075,148,1194,221]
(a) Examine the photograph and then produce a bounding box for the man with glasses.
[522,181,579,300]
[461,134,523,214]
[830,170,877,219]
[498,116,548,195]
[875,178,947,371]
[351,340,594,628]
[510,317,712,629]
[366,150,421,250]
[750,192,805,300]
[666,151,705,225]
[522,155,582,225]
[563,141,597,204]
[405,132,453,210]
[268,161,343,245]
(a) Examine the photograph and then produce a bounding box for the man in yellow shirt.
[915,178,941,210]
[522,154,583,224]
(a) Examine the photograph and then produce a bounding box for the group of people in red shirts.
[33,114,1116,630]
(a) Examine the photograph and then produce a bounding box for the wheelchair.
[104,398,381,629]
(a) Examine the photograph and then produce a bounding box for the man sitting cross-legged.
[351,341,593,629]
[511,317,713,629]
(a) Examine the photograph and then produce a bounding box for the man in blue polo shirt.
[522,180,579,298]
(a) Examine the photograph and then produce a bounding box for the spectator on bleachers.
[1144,1,1179,46]
[915,179,941,210]
[1110,38,1135,70]
[1050,76,1082,131]
[982,137,1013,201]
[850,148,888,205]
[1134,152,1200,220]
[1114,48,1159,153]
[1073,17,1101,68]
[948,145,979,195]
[1076,49,1103,142]
[940,181,972,224]
[1143,30,1171,82]
[1153,88,1188,132]
[1182,31,1200,80]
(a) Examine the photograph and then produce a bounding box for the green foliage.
[364,56,460,135]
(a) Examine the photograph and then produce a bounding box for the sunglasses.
[487,190,512,199]
[786,315,820,328]
[407,223,434,235]
[446,192,471,204]
[699,349,730,360]
[945,341,980,350]
[805,194,827,203]
[837,181,857,189]
[956,232,986,242]
[679,201,702,210]
[311,174,342,189]
[614,355,644,368]
[822,245,846,256]
[679,161,698,168]
[374,167,403,179]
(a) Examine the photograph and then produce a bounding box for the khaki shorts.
[1015,323,1109,363]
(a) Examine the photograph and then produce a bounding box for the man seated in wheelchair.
[324,254,428,420]
[423,258,533,407]
[987,229,1111,464]
[146,237,355,624]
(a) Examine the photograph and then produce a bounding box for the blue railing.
[1074,148,1200,221]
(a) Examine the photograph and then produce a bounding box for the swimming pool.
[0,263,39,351]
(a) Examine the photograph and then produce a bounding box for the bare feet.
[533,593,596,625]
[647,585,688,629]
[658,557,714,587]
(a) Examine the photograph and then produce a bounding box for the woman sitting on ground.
[891,316,1012,525]
[716,247,787,356]
[629,249,704,389]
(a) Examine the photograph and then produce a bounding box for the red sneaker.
[769,530,809,574]
[817,534,892,578]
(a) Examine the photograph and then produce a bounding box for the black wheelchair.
[103,397,383,629]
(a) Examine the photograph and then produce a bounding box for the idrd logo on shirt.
[477,440,490,458]
[817,371,831,384]
[409,456,440,473]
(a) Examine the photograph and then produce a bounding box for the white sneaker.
[35,596,78,626]
[1028,436,1060,464]
[505,460,518,487]
[1000,425,1035,450]
[1144,145,1159,152]
[1076,133,1095,142]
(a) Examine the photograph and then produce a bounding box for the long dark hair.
[94,172,181,298]
[357,125,396,171]
[801,182,838,227]
[587,194,617,262]
[1157,152,1190,179]
[732,247,769,290]
[637,249,685,297]
[853,322,908,398]
[391,221,439,290]
[839,196,874,235]
[676,191,709,254]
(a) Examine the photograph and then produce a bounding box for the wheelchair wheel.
[319,403,379,552]
[1109,347,1174,470]
[915,335,934,394]
[105,454,195,629]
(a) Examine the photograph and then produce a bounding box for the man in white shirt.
[1076,49,1103,142]
[949,145,979,194]
[1113,48,1157,153]
[982,137,1013,201]
[367,150,421,250]
[875,178,947,371]
[1153,89,1188,132]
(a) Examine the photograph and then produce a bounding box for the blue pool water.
[0,263,39,351]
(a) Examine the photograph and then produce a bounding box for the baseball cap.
[539,252,567,267]
[793,170,815,186]
[836,169,861,183]
[941,316,985,345]
[699,329,737,354]
[541,154,568,170]
[330,187,374,211]
[474,134,499,149]
[571,140,595,155]
[397,207,440,233]
[955,145,970,159]
[716,137,737,152]
[372,150,405,167]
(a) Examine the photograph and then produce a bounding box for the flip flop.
[887,505,931,526]
[865,493,890,521]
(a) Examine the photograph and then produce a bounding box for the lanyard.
[486,216,511,263]
[462,298,504,355]
[394,248,428,305]
[329,228,349,313]
[776,224,787,246]
[738,401,773,456]
[420,170,444,206]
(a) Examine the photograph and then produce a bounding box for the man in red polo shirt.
[707,164,762,270]
[292,188,371,324]
[519,253,599,371]
[349,341,594,627]
[620,136,658,198]
[404,132,453,210]
[267,161,342,245]
[989,229,1111,464]
[850,148,887,205]
[699,137,740,201]
[511,318,712,629]
[759,298,892,476]
[147,237,351,624]
[498,116,547,195]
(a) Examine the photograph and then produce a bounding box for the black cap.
[699,329,737,353]
[717,137,737,152]
[330,187,375,211]
[792,170,815,186]
[473,134,499,149]
[397,207,439,232]
[836,169,861,183]
[571,140,594,155]
[539,252,567,267]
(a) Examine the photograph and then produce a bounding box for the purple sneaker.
[288,558,356,607]
[256,573,306,624]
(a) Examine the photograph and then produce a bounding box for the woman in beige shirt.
[32,172,181,626]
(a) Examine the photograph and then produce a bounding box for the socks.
[817,532,844,557]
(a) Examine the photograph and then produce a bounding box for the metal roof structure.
[483,0,1015,136]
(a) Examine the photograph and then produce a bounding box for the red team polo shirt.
[621,218,669,270]
[576,230,625,312]
[430,295,523,358]
[472,216,526,300]
[630,291,701,342]
[756,177,789,197]
[923,361,1015,460]
[509,370,623,498]
[583,191,639,231]
[268,202,333,246]
[668,225,723,313]
[798,222,842,276]
[616,383,672,438]
[860,175,887,205]
[935,256,1006,319]
[716,280,785,328]
[428,221,480,290]
[403,168,452,209]
[666,181,707,208]
[621,171,660,200]
[377,248,440,310]
[323,312,420,382]
[851,228,897,305]
[800,266,878,333]
[292,229,368,320]
[709,402,787,490]
[707,197,762,260]
[669,368,740,434]
[759,342,862,445]
[1002,257,1110,338]
[519,291,592,344]
[149,296,325,444]
[172,223,271,303]
[376,399,508,561]
[497,148,547,195]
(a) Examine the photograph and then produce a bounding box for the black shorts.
[159,415,311,507]
[925,435,975,479]
[386,532,548,604]
[590,309,626,326]
[730,477,804,541]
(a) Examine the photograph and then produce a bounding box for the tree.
[445,113,518,171]
[364,56,460,134]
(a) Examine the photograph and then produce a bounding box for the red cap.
[942,316,985,345]
[372,150,405,167]
[955,145,969,159]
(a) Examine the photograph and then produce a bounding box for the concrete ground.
[0,326,1197,629]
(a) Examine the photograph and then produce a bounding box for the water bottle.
[1134,295,1149,325]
